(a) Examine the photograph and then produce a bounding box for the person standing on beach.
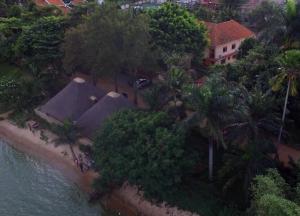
[78,154,84,173]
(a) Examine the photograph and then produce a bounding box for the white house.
[203,20,255,65]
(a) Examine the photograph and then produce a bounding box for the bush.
[249,169,300,216]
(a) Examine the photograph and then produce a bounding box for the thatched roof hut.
[76,91,134,138]
[39,77,106,122]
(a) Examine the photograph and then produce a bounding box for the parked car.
[128,78,152,89]
[135,78,152,89]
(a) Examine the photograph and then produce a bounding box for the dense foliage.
[148,3,208,59]
[1,0,300,215]
[64,3,157,91]
[249,169,300,216]
[93,110,195,201]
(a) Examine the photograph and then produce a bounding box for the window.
[221,59,226,64]
[232,44,236,49]
[232,54,237,59]
[228,56,231,60]
[223,47,227,52]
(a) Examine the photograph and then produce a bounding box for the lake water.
[0,139,105,216]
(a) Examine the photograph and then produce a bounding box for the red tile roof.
[47,0,65,6]
[204,20,255,47]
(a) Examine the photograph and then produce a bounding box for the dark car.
[135,78,152,89]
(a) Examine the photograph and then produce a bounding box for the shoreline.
[0,120,96,193]
[0,119,199,216]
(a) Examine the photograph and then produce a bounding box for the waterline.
[0,139,105,216]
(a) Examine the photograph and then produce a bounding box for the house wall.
[214,38,244,64]
[204,35,255,65]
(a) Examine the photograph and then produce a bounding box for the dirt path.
[278,144,300,166]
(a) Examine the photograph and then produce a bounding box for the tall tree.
[93,110,195,201]
[271,50,300,145]
[249,1,286,45]
[285,0,300,48]
[237,37,258,59]
[222,88,279,203]
[148,3,208,60]
[249,0,300,47]
[187,75,235,181]
[52,120,80,160]
[63,4,154,91]
[15,16,66,71]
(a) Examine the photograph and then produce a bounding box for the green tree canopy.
[249,1,286,45]
[93,110,195,201]
[15,16,66,70]
[237,37,258,59]
[63,4,155,90]
[148,3,208,58]
[250,169,300,216]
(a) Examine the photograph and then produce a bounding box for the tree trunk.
[277,78,291,146]
[69,143,77,161]
[209,138,214,181]
[133,69,138,105]
[114,73,119,93]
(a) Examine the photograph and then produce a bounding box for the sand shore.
[0,120,97,192]
[0,119,198,216]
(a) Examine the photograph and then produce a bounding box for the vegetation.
[148,3,208,60]
[63,3,157,92]
[249,169,300,216]
[1,0,300,216]
[93,110,195,201]
[271,50,300,144]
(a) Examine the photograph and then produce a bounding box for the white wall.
[214,38,243,63]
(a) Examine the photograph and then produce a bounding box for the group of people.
[74,153,93,173]
[27,120,39,134]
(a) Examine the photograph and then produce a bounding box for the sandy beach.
[0,119,199,216]
[0,120,97,193]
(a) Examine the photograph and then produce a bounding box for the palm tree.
[166,67,189,117]
[223,88,280,202]
[187,76,235,181]
[52,120,81,160]
[271,50,300,145]
[226,88,280,146]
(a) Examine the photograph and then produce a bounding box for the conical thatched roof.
[40,77,106,122]
[76,91,134,138]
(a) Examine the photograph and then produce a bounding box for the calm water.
[0,140,105,216]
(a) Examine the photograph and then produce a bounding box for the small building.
[76,91,134,138]
[36,78,135,139]
[36,77,106,124]
[203,20,255,65]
